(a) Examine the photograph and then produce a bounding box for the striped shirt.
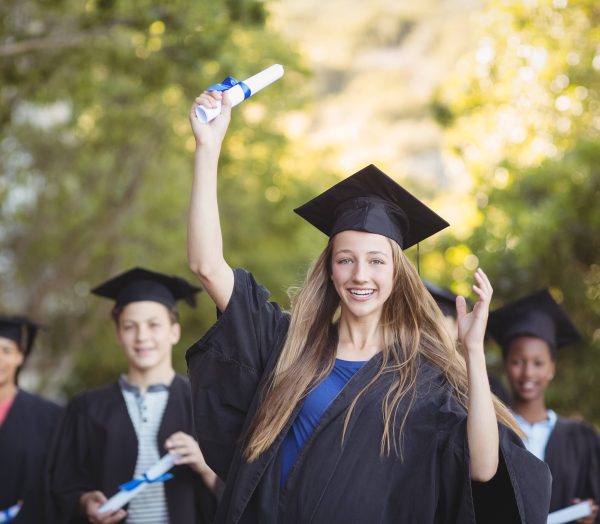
[119,376,170,523]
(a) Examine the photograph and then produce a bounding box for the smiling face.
[503,335,555,403]
[115,301,180,373]
[330,230,395,323]
[0,336,23,389]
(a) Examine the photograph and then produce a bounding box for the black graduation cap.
[488,289,582,356]
[423,280,458,317]
[293,164,449,249]
[91,267,202,308]
[0,315,41,356]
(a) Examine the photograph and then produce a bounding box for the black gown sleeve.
[436,388,552,523]
[47,394,95,523]
[186,268,290,480]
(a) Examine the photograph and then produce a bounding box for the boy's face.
[0,336,23,388]
[115,301,180,373]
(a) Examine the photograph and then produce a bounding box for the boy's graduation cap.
[0,315,41,356]
[91,267,202,308]
[488,289,582,356]
[294,164,449,248]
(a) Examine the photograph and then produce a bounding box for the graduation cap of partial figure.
[91,267,202,308]
[488,289,582,356]
[0,315,41,357]
[423,281,460,317]
[294,164,449,248]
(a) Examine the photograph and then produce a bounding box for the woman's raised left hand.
[456,268,493,355]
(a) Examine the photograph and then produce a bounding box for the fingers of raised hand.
[473,268,493,302]
[194,91,222,107]
[455,295,467,318]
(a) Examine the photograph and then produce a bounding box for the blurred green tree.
[0,0,331,397]
[431,0,600,422]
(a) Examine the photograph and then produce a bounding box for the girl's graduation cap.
[294,164,449,249]
[0,315,41,356]
[488,289,582,356]
[91,267,202,308]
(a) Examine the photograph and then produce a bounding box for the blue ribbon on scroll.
[208,76,252,100]
[119,472,174,492]
[0,504,20,523]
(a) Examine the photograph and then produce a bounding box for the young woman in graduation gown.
[185,90,552,523]
[48,269,219,524]
[0,315,62,524]
[489,290,600,523]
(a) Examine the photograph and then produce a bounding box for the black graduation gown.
[545,417,600,521]
[0,389,62,524]
[186,269,552,524]
[48,374,216,524]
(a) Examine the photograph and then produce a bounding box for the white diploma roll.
[98,453,178,514]
[547,501,592,524]
[195,64,285,123]
[0,504,20,523]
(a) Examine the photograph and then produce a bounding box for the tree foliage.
[432,0,600,422]
[1,0,332,397]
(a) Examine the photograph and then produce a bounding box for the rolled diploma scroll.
[98,453,178,514]
[195,64,284,123]
[0,504,20,523]
[547,501,592,524]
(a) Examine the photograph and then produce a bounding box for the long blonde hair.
[244,237,519,461]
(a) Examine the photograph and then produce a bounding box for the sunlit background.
[1,0,599,423]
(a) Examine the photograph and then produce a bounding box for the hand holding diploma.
[547,500,594,524]
[81,491,127,524]
[194,64,284,123]
[96,453,178,517]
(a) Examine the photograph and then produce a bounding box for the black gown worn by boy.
[48,269,216,524]
[187,165,552,523]
[0,315,62,524]
[489,289,600,519]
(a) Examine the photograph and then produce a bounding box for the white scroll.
[98,453,178,514]
[547,501,593,524]
[195,64,284,123]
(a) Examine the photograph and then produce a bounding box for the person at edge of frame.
[0,315,62,524]
[423,280,511,405]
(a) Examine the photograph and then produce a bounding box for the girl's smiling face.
[331,230,395,323]
[504,336,555,402]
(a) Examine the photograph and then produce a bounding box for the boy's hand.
[80,490,127,523]
[165,431,209,476]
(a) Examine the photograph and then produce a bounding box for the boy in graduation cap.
[185,89,552,523]
[48,268,220,524]
[0,315,62,523]
[489,289,600,522]
[423,280,511,405]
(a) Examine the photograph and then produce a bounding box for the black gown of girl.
[187,269,552,524]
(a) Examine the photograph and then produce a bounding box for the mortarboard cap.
[423,280,459,318]
[0,315,41,356]
[488,289,582,356]
[294,164,449,249]
[91,267,202,309]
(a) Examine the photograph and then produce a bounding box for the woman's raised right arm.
[188,91,235,312]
